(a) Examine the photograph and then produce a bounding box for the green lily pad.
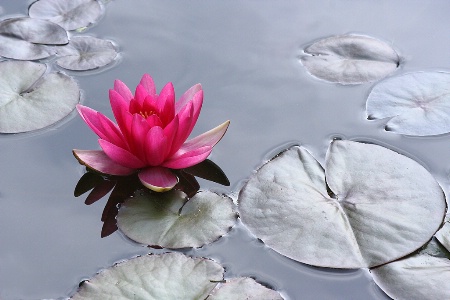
[209,277,283,300]
[300,34,399,84]
[29,0,103,31]
[238,140,446,268]
[0,61,80,133]
[117,190,237,248]
[366,71,450,136]
[71,253,224,299]
[56,36,117,70]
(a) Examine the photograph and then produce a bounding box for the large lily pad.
[117,190,237,248]
[209,277,284,300]
[300,34,399,84]
[29,0,103,31]
[371,239,450,300]
[0,61,80,133]
[366,72,450,136]
[238,140,446,268]
[56,36,117,70]
[0,17,68,60]
[71,252,224,299]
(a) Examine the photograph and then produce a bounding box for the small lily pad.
[238,141,446,268]
[117,190,237,248]
[371,239,450,300]
[71,253,224,299]
[56,36,117,70]
[0,61,80,133]
[0,17,68,60]
[366,71,450,136]
[29,0,103,31]
[300,34,399,84]
[209,277,284,300]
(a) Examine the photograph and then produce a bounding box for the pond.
[1,0,450,299]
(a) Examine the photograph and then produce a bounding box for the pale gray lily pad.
[29,0,103,31]
[71,252,224,300]
[300,34,399,84]
[209,277,283,300]
[366,72,450,136]
[238,140,446,268]
[371,238,450,300]
[435,216,450,252]
[56,36,117,70]
[0,17,68,60]
[117,190,237,248]
[0,61,80,133]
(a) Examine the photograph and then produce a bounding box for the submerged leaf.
[56,36,117,70]
[29,0,103,31]
[209,277,283,300]
[117,189,237,248]
[71,253,224,300]
[0,61,80,133]
[0,17,68,60]
[366,72,450,136]
[300,34,399,84]
[238,141,446,268]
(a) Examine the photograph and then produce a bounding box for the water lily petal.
[99,139,145,169]
[188,90,203,134]
[169,102,194,155]
[96,112,127,149]
[73,149,135,175]
[134,84,147,107]
[157,82,175,125]
[181,120,230,152]
[163,146,212,169]
[130,114,150,161]
[113,79,133,103]
[109,89,133,135]
[77,105,111,140]
[175,83,202,113]
[145,126,168,166]
[138,167,178,192]
[139,73,156,96]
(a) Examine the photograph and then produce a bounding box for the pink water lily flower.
[73,74,229,192]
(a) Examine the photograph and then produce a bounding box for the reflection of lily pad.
[29,0,103,31]
[371,239,450,300]
[367,72,450,136]
[300,34,399,84]
[239,140,446,268]
[71,253,224,299]
[117,190,237,248]
[209,277,284,300]
[0,17,68,60]
[56,36,117,70]
[0,61,80,133]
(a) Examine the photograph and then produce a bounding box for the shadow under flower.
[74,159,230,237]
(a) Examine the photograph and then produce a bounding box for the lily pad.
[0,17,68,60]
[371,239,450,300]
[435,216,450,252]
[366,72,450,136]
[117,190,237,248]
[56,36,117,70]
[71,252,224,299]
[29,0,103,31]
[209,277,284,300]
[0,61,80,133]
[238,140,446,268]
[300,34,399,84]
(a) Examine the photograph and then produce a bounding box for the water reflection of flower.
[73,74,229,192]
[74,159,229,237]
